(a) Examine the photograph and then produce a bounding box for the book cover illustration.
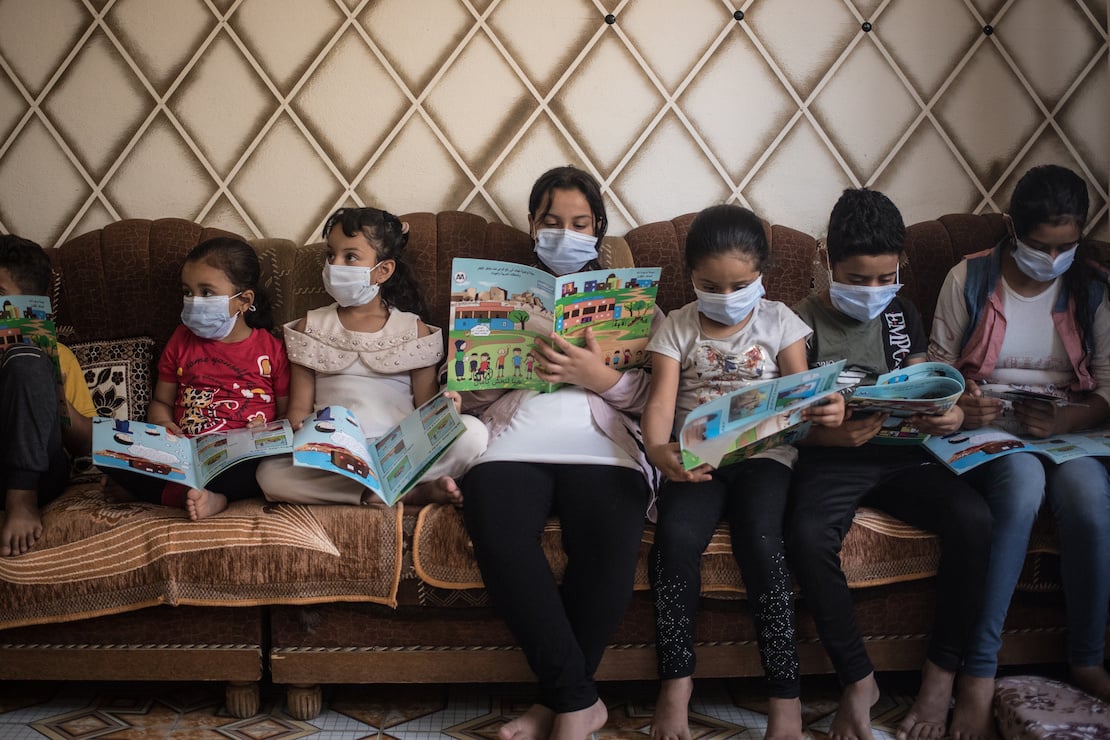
[93,397,465,506]
[923,427,1110,473]
[680,360,846,470]
[93,417,293,489]
[2,294,67,422]
[446,258,661,392]
[848,361,964,416]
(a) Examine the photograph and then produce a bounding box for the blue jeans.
[964,453,1110,675]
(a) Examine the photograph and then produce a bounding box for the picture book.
[680,360,846,470]
[446,258,661,392]
[847,362,965,444]
[92,396,465,505]
[922,426,1110,474]
[1,294,66,422]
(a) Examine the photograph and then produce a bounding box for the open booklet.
[92,395,465,505]
[447,258,661,393]
[922,426,1110,474]
[847,361,966,444]
[680,360,846,470]
[1,294,67,424]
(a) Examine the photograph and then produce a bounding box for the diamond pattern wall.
[0,0,1106,249]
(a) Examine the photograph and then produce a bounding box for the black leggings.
[787,446,992,683]
[0,346,69,505]
[650,457,800,697]
[462,461,649,713]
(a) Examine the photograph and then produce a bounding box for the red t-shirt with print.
[158,325,290,436]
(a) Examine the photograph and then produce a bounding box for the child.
[461,165,656,740]
[0,235,95,556]
[256,207,487,507]
[642,204,844,740]
[105,237,290,521]
[788,189,992,740]
[930,164,1110,734]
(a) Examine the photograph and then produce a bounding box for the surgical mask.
[694,276,765,326]
[1013,238,1077,282]
[829,271,902,322]
[322,262,381,307]
[181,293,242,340]
[534,229,598,276]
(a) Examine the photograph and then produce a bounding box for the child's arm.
[777,339,845,430]
[285,364,316,431]
[411,320,442,407]
[61,397,92,457]
[146,380,183,435]
[643,353,711,483]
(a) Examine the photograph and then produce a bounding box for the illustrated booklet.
[1,294,66,421]
[92,395,465,505]
[847,361,966,444]
[680,360,846,470]
[922,426,1110,474]
[446,258,661,392]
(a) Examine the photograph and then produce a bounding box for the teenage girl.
[643,204,844,740]
[256,207,487,506]
[109,237,290,521]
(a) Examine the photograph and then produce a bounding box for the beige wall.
[0,0,1106,248]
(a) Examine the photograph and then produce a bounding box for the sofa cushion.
[411,504,944,596]
[994,675,1110,739]
[70,337,155,422]
[0,483,405,630]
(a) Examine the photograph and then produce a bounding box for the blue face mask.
[1012,238,1077,282]
[181,292,242,340]
[829,271,901,322]
[534,228,599,276]
[694,276,765,326]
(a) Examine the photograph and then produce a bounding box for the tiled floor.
[0,675,920,739]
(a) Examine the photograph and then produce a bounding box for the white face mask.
[534,228,599,276]
[181,292,242,340]
[829,268,902,322]
[322,262,381,307]
[694,276,765,326]
[1012,238,1077,282]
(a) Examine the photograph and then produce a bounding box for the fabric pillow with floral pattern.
[70,337,155,421]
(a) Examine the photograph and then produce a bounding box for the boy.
[789,189,992,740]
[0,234,94,556]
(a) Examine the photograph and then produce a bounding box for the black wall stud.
[605,13,616,25]
[862,21,872,32]
[984,24,994,35]
[734,10,745,21]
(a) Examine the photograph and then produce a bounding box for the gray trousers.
[0,345,69,505]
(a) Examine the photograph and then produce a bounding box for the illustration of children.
[478,352,491,382]
[454,339,467,382]
[612,350,621,367]
[512,347,523,377]
[496,347,507,378]
[468,352,479,378]
[525,352,536,379]
[623,349,632,366]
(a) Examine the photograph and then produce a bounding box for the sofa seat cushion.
[411,504,944,597]
[995,675,1110,738]
[0,482,405,630]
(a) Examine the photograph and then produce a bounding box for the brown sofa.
[0,213,1090,720]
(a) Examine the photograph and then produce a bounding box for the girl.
[460,165,656,740]
[108,237,290,521]
[256,207,487,507]
[642,204,844,740]
[930,164,1110,737]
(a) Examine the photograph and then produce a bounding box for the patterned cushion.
[995,675,1110,739]
[70,337,155,422]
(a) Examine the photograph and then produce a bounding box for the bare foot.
[2,489,43,556]
[652,677,693,740]
[1071,664,1110,703]
[185,488,228,521]
[949,674,998,740]
[499,703,554,740]
[829,673,880,740]
[551,697,607,740]
[404,476,464,507]
[896,659,953,740]
[766,696,804,740]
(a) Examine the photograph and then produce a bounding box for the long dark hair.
[1010,165,1094,353]
[322,207,428,320]
[186,237,273,331]
[527,165,608,244]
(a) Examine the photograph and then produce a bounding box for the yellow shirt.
[58,342,96,419]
